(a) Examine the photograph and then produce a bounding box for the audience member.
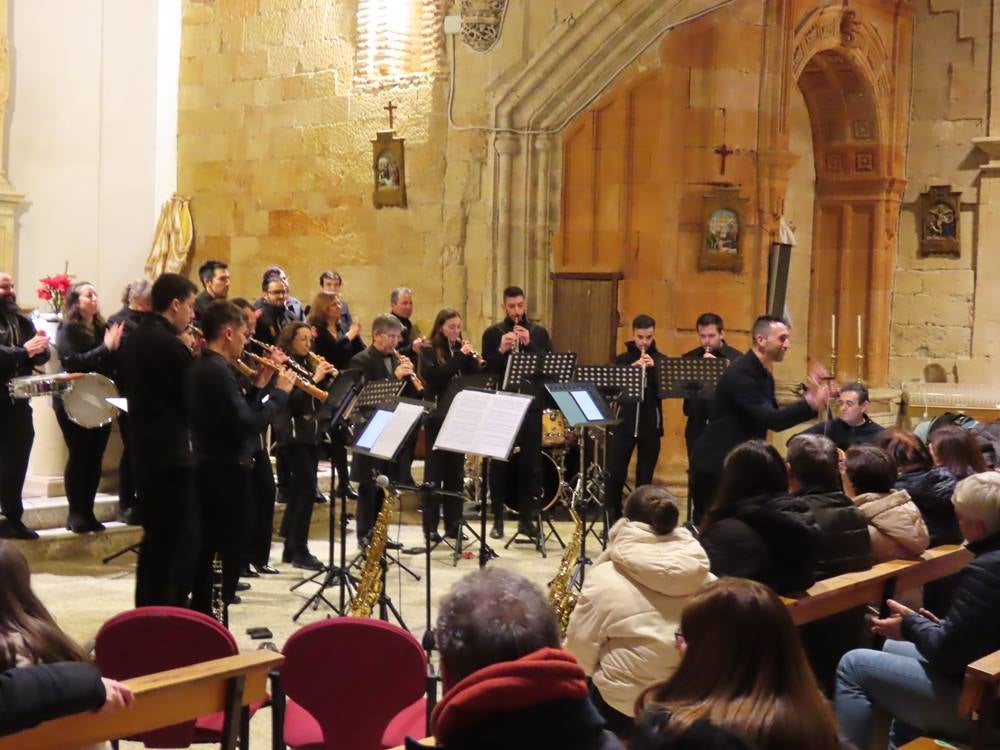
[930,424,989,480]
[565,486,714,738]
[698,440,819,595]
[793,381,885,450]
[417,568,623,750]
[635,578,841,750]
[631,714,755,750]
[835,472,1000,749]
[842,445,929,562]
[879,429,962,546]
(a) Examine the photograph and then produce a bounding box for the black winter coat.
[895,467,962,546]
[786,488,873,580]
[903,534,1000,677]
[0,310,51,406]
[699,494,821,595]
[0,661,106,736]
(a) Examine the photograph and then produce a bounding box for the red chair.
[277,618,426,750]
[380,699,427,749]
[95,606,264,749]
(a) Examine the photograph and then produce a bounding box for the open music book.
[433,389,533,460]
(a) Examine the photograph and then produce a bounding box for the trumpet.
[392,349,424,393]
[244,350,329,400]
[247,335,312,379]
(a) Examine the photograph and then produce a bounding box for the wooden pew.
[0,650,283,750]
[782,545,971,626]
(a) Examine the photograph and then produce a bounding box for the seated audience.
[879,429,963,546]
[835,472,1000,749]
[414,568,623,750]
[785,434,872,579]
[793,381,885,450]
[631,714,755,750]
[698,440,819,595]
[635,578,841,750]
[930,424,989,482]
[565,486,714,738]
[842,445,929,562]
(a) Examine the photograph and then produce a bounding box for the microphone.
[375,475,437,494]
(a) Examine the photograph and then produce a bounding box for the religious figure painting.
[699,187,747,272]
[917,185,960,257]
[376,151,401,189]
[371,131,407,208]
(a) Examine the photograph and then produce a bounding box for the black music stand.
[290,371,363,621]
[656,357,728,400]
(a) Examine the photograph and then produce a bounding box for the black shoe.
[445,529,468,542]
[281,548,294,563]
[228,595,242,605]
[254,563,281,575]
[117,507,142,526]
[276,487,289,504]
[66,516,94,534]
[489,523,504,540]
[240,565,260,578]
[339,484,359,500]
[427,531,443,544]
[385,539,403,551]
[235,581,251,592]
[517,521,539,541]
[314,491,328,504]
[292,554,324,571]
[0,519,39,540]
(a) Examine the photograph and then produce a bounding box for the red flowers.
[38,274,72,313]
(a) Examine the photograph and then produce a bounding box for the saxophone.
[549,503,584,637]
[349,493,395,617]
[211,553,227,626]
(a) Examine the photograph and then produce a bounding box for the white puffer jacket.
[563,519,714,716]
[853,488,930,562]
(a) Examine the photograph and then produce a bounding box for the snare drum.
[542,409,570,447]
[62,373,119,428]
[7,373,79,400]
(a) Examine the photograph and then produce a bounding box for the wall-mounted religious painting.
[372,131,406,208]
[699,187,748,272]
[917,185,960,257]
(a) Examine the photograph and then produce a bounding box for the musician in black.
[193,260,230,320]
[120,272,198,606]
[185,301,294,613]
[272,322,336,570]
[348,313,422,546]
[389,287,424,357]
[253,274,295,347]
[319,270,353,334]
[0,271,50,540]
[54,282,124,533]
[419,308,483,541]
[308,292,363,500]
[259,266,304,322]
[107,279,152,525]
[604,314,664,524]
[481,285,553,540]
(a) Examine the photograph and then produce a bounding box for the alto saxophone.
[349,493,395,617]
[211,553,227,626]
[549,502,584,637]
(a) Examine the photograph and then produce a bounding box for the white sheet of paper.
[106,397,128,413]
[371,401,424,459]
[434,390,532,460]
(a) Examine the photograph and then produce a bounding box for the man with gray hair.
[389,286,423,357]
[836,471,1000,749]
[412,568,622,750]
[108,278,154,524]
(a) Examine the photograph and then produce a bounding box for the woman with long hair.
[635,578,841,750]
[698,440,818,595]
[929,425,988,479]
[417,308,483,541]
[565,485,713,739]
[55,282,124,532]
[272,322,335,570]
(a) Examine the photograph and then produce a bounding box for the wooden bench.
[0,650,283,750]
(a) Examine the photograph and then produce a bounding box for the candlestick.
[857,314,862,351]
[830,313,838,377]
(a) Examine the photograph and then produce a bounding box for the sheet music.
[106,397,128,413]
[434,390,532,460]
[371,401,424,458]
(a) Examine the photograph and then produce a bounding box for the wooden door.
[550,273,621,365]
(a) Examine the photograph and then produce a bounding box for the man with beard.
[0,272,50,539]
[688,315,830,525]
[254,273,295,347]
[193,260,231,320]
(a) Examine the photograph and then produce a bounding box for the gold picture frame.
[372,131,407,209]
[699,187,748,272]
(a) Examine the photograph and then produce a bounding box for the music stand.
[575,365,642,403]
[502,352,578,392]
[290,371,363,621]
[656,357,728,400]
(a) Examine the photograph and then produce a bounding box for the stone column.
[970,136,1000,363]
[493,132,520,307]
[0,0,23,273]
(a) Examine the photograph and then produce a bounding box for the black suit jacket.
[0,311,51,405]
[0,662,107,737]
[690,349,815,474]
[681,342,742,451]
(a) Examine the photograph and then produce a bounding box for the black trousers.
[0,402,33,523]
[328,426,351,490]
[116,414,138,515]
[191,462,250,614]
[604,426,660,524]
[278,444,317,557]
[688,466,720,527]
[244,447,276,568]
[54,401,111,527]
[489,409,543,522]
[422,424,463,536]
[134,465,196,608]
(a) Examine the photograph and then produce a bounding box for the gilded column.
[0,0,24,274]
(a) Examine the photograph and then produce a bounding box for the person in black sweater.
[53,282,124,533]
[793,381,885,450]
[0,271,51,540]
[481,286,553,540]
[192,259,230,321]
[689,314,828,526]
[604,314,665,524]
[185,301,293,613]
[120,273,198,607]
[253,274,295,347]
[319,270,353,334]
[272,322,336,569]
[348,314,422,546]
[308,292,364,500]
[418,308,484,541]
[107,279,153,526]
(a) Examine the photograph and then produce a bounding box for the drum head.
[63,373,119,428]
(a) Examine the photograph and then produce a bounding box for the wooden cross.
[384,101,396,130]
[714,144,734,176]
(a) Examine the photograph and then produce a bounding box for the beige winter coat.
[563,520,714,716]
[853,489,930,562]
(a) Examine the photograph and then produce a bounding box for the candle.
[857,314,862,351]
[831,313,837,349]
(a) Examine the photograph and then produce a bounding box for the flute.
[393,349,425,393]
[247,335,312,379]
[306,350,339,380]
[244,350,329,400]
